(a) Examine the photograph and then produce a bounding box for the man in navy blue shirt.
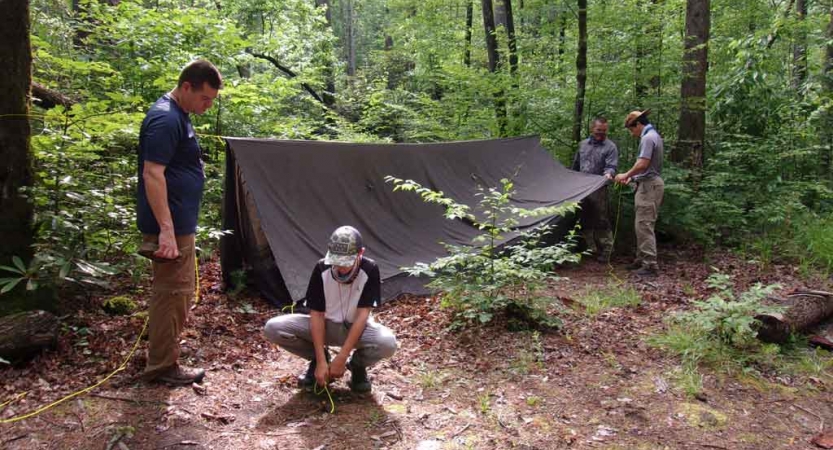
[137,60,222,385]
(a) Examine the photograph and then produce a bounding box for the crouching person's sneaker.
[348,360,372,393]
[153,364,205,385]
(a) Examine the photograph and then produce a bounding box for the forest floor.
[2,247,833,450]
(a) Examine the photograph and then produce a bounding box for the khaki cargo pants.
[142,234,195,378]
[634,177,664,269]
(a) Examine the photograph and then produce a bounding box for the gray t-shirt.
[634,125,663,181]
[572,137,618,177]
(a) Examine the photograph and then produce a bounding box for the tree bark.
[503,0,518,76]
[571,0,587,145]
[464,0,473,67]
[791,0,807,91]
[482,0,508,135]
[757,291,833,344]
[823,7,833,184]
[0,311,58,362]
[0,0,34,274]
[482,0,501,72]
[344,0,356,77]
[315,0,336,106]
[674,0,710,175]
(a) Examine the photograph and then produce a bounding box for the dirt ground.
[2,248,832,450]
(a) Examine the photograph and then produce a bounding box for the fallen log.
[756,290,833,344]
[31,82,75,110]
[0,310,59,362]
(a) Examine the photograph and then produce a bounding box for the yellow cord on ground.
[0,316,149,424]
[313,383,336,414]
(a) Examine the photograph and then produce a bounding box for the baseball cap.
[324,226,363,267]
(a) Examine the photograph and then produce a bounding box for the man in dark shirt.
[571,117,618,263]
[264,226,397,393]
[137,60,222,384]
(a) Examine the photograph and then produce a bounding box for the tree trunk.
[482,0,508,135]
[464,0,473,67]
[482,0,500,72]
[791,0,807,91]
[674,0,710,175]
[823,7,833,184]
[571,0,587,145]
[494,0,506,28]
[504,0,518,76]
[316,0,336,106]
[757,291,833,344]
[0,311,59,362]
[344,0,356,77]
[0,0,34,274]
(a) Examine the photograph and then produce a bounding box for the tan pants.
[634,177,664,268]
[142,234,195,378]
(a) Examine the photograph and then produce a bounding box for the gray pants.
[264,314,397,368]
[634,176,664,268]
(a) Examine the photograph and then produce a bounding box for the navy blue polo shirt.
[136,94,205,235]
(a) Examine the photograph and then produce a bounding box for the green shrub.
[386,176,579,330]
[102,295,137,315]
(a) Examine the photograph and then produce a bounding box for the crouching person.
[264,226,397,393]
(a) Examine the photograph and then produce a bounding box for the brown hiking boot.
[152,364,205,385]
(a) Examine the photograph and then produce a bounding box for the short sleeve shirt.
[136,94,205,235]
[304,257,381,323]
[633,125,663,181]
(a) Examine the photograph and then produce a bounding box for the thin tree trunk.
[344,0,356,77]
[675,0,710,175]
[571,0,587,145]
[791,0,807,91]
[504,0,518,76]
[464,0,473,67]
[482,0,507,135]
[823,6,833,184]
[558,13,567,62]
[316,0,336,106]
[0,0,34,273]
[482,0,500,72]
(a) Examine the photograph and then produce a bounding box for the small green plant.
[525,395,542,407]
[386,176,579,329]
[579,283,641,316]
[102,295,137,315]
[478,392,491,414]
[226,269,248,298]
[419,372,442,390]
[650,271,791,394]
[0,252,117,297]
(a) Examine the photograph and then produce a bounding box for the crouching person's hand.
[328,355,347,379]
[315,362,330,387]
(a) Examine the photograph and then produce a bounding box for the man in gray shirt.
[614,110,664,277]
[572,117,618,263]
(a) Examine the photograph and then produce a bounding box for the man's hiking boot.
[635,266,658,277]
[348,360,372,393]
[298,350,330,391]
[152,364,205,385]
[625,260,643,271]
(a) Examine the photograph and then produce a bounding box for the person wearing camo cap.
[264,226,397,393]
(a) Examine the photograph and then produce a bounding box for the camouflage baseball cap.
[324,226,363,267]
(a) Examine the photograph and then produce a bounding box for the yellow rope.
[313,382,336,414]
[194,254,200,305]
[0,316,149,424]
